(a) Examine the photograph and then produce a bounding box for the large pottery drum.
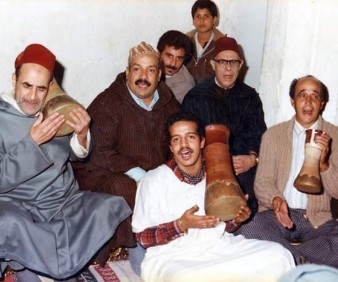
[204,124,246,221]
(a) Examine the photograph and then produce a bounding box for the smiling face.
[126,54,161,106]
[291,77,325,128]
[160,45,186,76]
[169,120,205,176]
[12,63,52,116]
[210,50,243,89]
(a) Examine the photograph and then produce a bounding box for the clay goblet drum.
[42,79,85,137]
[204,124,246,221]
[293,129,323,194]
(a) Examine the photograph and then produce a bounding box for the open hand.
[29,112,65,145]
[273,196,293,229]
[179,205,219,231]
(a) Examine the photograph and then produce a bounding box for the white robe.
[132,164,295,282]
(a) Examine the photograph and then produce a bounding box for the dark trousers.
[235,209,338,267]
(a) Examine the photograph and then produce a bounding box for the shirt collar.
[127,84,159,111]
[294,119,319,136]
[195,31,215,59]
[214,77,235,90]
[166,158,205,185]
[0,91,37,116]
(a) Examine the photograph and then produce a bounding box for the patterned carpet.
[4,261,141,282]
[75,260,141,282]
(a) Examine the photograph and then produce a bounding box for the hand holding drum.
[204,124,246,221]
[42,79,85,136]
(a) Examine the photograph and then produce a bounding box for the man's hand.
[315,132,331,172]
[66,107,91,148]
[272,196,293,229]
[29,112,65,145]
[233,194,251,224]
[232,155,256,175]
[178,205,219,232]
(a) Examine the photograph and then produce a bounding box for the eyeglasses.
[212,58,241,68]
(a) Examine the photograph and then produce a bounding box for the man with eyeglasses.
[182,36,266,215]
[235,75,338,267]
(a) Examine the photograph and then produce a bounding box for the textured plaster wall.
[1,0,336,127]
[260,0,338,127]
[0,0,266,111]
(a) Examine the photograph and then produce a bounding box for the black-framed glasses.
[212,58,241,67]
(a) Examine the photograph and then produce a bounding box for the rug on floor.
[76,260,141,282]
[3,260,141,282]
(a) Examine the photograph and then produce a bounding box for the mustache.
[135,79,151,87]
[165,65,177,71]
[21,98,42,104]
[179,147,192,154]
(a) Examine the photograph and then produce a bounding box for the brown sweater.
[255,116,338,227]
[186,28,224,83]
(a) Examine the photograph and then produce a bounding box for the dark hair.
[191,0,218,18]
[165,111,205,143]
[289,75,329,103]
[157,30,193,57]
[15,66,21,79]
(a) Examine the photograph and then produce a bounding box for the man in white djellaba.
[132,111,295,282]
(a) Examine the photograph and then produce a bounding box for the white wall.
[220,0,268,95]
[0,0,266,109]
[260,0,338,127]
[4,1,336,128]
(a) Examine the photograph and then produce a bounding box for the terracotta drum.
[204,124,246,221]
[293,129,323,194]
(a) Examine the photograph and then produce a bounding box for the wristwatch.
[249,151,259,166]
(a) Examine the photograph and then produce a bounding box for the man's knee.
[0,204,27,231]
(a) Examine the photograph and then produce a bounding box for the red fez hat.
[15,44,56,74]
[213,36,242,59]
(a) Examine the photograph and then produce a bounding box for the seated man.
[71,41,180,264]
[0,44,131,281]
[235,75,338,267]
[132,111,295,282]
[182,36,267,215]
[157,30,195,104]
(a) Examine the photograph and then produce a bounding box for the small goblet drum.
[42,79,84,137]
[293,129,323,194]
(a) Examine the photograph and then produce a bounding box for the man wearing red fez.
[0,44,131,281]
[182,36,267,216]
